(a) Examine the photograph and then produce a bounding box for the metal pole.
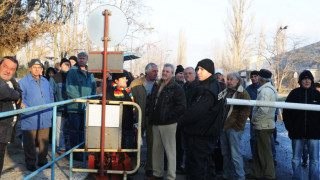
[100,9,109,177]
[51,106,57,180]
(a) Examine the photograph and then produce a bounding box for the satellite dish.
[87,5,128,47]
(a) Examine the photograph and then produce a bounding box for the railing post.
[51,106,57,180]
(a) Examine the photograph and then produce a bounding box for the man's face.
[301,77,312,89]
[250,75,258,84]
[316,87,320,92]
[161,66,173,81]
[78,55,88,67]
[175,72,184,82]
[30,65,43,78]
[0,59,17,81]
[197,66,212,81]
[61,62,71,72]
[227,75,239,90]
[216,73,223,81]
[146,66,158,81]
[184,68,196,83]
[70,59,77,67]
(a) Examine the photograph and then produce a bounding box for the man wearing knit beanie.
[179,58,224,179]
[175,65,185,87]
[283,70,320,180]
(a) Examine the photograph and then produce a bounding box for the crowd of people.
[0,54,319,180]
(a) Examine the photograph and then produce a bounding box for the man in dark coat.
[0,56,21,176]
[283,70,320,180]
[149,63,186,180]
[179,58,224,180]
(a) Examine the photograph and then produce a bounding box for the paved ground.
[1,119,314,179]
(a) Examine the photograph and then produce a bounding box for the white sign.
[87,5,128,47]
[88,104,120,127]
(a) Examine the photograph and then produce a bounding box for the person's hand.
[21,103,25,109]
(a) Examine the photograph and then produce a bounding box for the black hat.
[175,65,184,75]
[250,70,259,77]
[299,70,314,84]
[69,56,78,62]
[258,69,272,79]
[28,59,43,68]
[112,72,127,82]
[60,58,70,66]
[196,58,215,75]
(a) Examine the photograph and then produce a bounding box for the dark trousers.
[176,125,184,168]
[23,128,49,165]
[186,135,217,180]
[144,116,153,171]
[0,143,7,175]
[69,113,85,160]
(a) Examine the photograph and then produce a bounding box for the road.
[1,120,313,179]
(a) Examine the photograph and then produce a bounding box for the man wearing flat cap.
[283,70,320,180]
[19,59,54,171]
[179,58,224,180]
[247,69,278,180]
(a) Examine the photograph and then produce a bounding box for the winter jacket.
[149,78,186,125]
[0,78,21,143]
[179,75,224,137]
[66,65,96,113]
[49,70,68,115]
[221,85,251,131]
[183,79,200,108]
[19,73,54,130]
[283,86,320,139]
[252,82,278,130]
[246,83,260,119]
[106,86,134,131]
[129,77,147,128]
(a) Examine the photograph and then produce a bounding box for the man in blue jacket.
[49,58,70,154]
[19,59,54,171]
[66,52,96,161]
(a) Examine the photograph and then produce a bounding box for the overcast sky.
[145,0,320,68]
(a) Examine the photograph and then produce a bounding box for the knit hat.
[298,70,314,84]
[69,56,78,63]
[175,65,184,75]
[196,58,215,75]
[258,69,272,79]
[250,70,259,77]
[112,72,127,82]
[28,59,43,68]
[60,58,70,66]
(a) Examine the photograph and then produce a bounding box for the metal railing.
[3,94,142,180]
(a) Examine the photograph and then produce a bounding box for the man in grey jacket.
[247,69,278,180]
[0,56,21,177]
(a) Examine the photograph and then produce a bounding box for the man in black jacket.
[283,70,320,180]
[149,63,186,180]
[0,56,21,177]
[179,58,224,180]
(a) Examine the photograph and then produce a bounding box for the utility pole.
[276,25,288,90]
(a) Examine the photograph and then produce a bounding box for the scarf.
[112,82,136,119]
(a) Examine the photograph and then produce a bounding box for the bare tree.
[225,0,254,72]
[0,0,73,56]
[177,29,187,67]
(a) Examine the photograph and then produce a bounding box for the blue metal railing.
[0,95,101,180]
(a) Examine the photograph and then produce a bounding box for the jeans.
[220,128,245,180]
[292,139,319,180]
[56,115,67,151]
[68,113,85,159]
